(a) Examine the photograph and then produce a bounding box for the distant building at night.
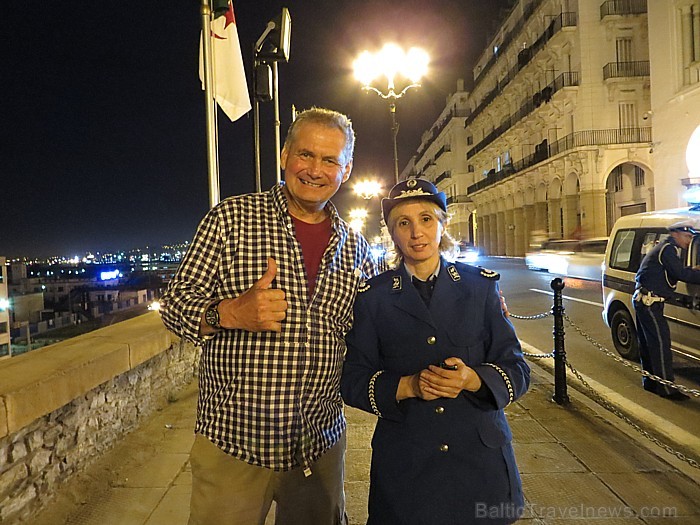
[404,0,674,256]
[1,257,11,358]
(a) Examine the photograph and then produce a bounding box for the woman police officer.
[341,178,530,524]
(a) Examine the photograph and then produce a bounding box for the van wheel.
[611,309,640,361]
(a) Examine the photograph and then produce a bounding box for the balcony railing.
[415,109,469,162]
[465,12,578,131]
[447,194,472,206]
[466,72,580,160]
[467,126,652,194]
[436,170,452,184]
[603,60,650,79]
[435,144,452,159]
[600,0,647,19]
[475,0,547,83]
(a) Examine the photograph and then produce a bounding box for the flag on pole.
[199,0,251,121]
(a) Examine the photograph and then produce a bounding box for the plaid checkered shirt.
[160,183,379,471]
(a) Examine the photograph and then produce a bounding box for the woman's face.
[389,200,444,267]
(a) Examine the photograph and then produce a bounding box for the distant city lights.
[99,270,122,281]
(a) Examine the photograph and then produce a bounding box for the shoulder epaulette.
[358,281,371,293]
[479,267,500,280]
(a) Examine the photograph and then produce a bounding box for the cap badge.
[407,179,417,188]
[398,188,430,198]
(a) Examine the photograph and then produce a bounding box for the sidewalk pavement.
[25,361,700,525]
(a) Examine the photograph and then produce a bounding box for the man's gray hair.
[284,107,355,166]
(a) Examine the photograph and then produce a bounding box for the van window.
[610,228,668,272]
[610,230,635,270]
[641,232,668,257]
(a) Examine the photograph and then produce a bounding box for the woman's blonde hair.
[384,201,456,268]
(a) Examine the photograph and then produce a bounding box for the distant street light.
[353,178,382,200]
[348,207,369,233]
[354,44,429,184]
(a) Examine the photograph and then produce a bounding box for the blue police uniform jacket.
[341,258,530,525]
[636,236,700,299]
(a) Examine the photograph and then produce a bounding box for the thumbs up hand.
[218,258,288,332]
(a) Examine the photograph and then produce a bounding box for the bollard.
[551,278,569,405]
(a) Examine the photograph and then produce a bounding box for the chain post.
[551,277,569,405]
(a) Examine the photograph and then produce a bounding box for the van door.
[666,236,700,361]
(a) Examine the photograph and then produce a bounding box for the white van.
[602,207,700,362]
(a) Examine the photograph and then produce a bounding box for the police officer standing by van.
[634,220,700,400]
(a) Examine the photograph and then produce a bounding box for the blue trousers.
[633,301,675,395]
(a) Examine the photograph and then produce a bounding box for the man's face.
[672,231,694,250]
[281,122,352,213]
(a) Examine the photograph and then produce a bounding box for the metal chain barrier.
[560,313,700,469]
[506,304,553,357]
[563,314,700,398]
[509,311,552,320]
[508,278,699,469]
[565,359,700,470]
[522,350,554,359]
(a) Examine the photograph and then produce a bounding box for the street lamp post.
[354,44,429,184]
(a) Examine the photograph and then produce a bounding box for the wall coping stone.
[0,312,176,438]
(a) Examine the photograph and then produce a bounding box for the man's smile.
[299,179,323,188]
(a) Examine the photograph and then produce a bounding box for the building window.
[468,164,475,172]
[616,37,633,63]
[0,343,9,357]
[0,322,7,334]
[613,166,624,192]
[680,0,700,84]
[619,102,636,129]
[635,166,645,186]
[467,136,473,145]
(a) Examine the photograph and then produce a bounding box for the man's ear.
[341,160,353,183]
[280,146,288,169]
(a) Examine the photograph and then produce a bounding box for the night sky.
[2,0,510,258]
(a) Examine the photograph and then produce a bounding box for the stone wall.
[0,313,197,523]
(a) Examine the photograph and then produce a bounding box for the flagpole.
[200,0,220,207]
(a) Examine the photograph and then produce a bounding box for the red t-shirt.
[291,215,332,296]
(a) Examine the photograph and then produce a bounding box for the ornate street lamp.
[353,178,383,200]
[354,44,429,184]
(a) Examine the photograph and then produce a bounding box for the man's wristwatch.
[204,299,223,329]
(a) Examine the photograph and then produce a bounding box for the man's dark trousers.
[634,300,675,395]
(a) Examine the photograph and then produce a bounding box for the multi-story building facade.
[647,0,700,203]
[1,257,11,358]
[407,0,656,256]
[403,80,475,245]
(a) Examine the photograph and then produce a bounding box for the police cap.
[381,178,447,224]
[668,219,700,234]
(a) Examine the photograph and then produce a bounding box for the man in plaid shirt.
[160,108,379,524]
